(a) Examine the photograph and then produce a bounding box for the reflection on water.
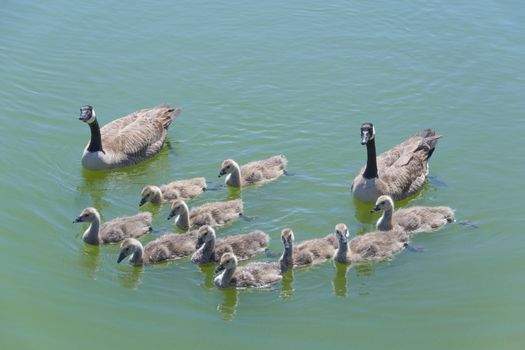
[355,263,375,296]
[226,186,241,201]
[118,266,144,289]
[198,263,217,289]
[78,243,101,280]
[332,262,350,297]
[280,270,294,299]
[217,287,239,321]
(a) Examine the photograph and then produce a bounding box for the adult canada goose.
[167,199,243,231]
[214,230,293,288]
[293,230,339,268]
[139,177,207,206]
[218,155,287,187]
[73,207,152,245]
[351,122,440,203]
[78,104,181,170]
[116,230,198,265]
[334,223,408,264]
[371,195,455,233]
[191,226,269,264]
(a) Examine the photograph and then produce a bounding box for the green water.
[1,1,524,349]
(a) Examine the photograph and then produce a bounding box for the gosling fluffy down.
[139,177,207,206]
[117,231,199,265]
[73,207,152,245]
[214,252,282,289]
[372,195,455,233]
[218,155,287,187]
[191,226,269,264]
[334,223,408,264]
[167,199,243,231]
[293,230,339,268]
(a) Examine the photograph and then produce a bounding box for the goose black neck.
[363,138,378,179]
[87,120,104,153]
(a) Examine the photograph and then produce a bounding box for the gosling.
[117,230,198,265]
[139,177,207,206]
[292,229,339,268]
[73,207,152,245]
[214,230,293,288]
[167,199,243,231]
[334,223,408,264]
[191,226,269,264]
[371,195,455,234]
[218,155,287,187]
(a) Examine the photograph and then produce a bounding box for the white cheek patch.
[370,126,376,140]
[86,109,96,124]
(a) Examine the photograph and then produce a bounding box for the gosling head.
[195,225,216,249]
[79,105,97,124]
[360,122,375,145]
[117,238,141,264]
[281,228,295,249]
[218,159,238,177]
[371,195,394,213]
[215,252,238,274]
[73,207,100,223]
[167,199,187,220]
[335,223,349,245]
[140,185,161,206]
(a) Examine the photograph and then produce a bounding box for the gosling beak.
[166,212,175,220]
[361,132,369,145]
[215,264,225,274]
[139,198,146,207]
[341,235,348,244]
[370,205,380,213]
[117,251,127,264]
[73,217,83,223]
[218,169,226,177]
[283,240,290,250]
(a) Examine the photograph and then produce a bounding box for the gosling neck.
[279,241,294,273]
[176,203,190,230]
[226,164,241,187]
[87,119,104,153]
[334,238,349,264]
[199,237,216,263]
[377,208,394,231]
[130,244,145,265]
[219,267,236,288]
[363,138,378,179]
[82,214,101,245]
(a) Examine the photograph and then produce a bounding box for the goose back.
[143,230,198,263]
[293,233,338,267]
[190,199,243,228]
[391,206,455,233]
[240,155,288,185]
[347,230,408,264]
[100,212,152,244]
[160,177,207,201]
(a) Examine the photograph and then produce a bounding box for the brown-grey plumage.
[351,122,440,203]
[190,226,269,264]
[167,199,243,231]
[293,231,339,268]
[117,231,198,265]
[214,252,282,289]
[79,105,181,171]
[334,223,409,264]
[139,177,207,206]
[218,155,288,187]
[73,207,152,245]
[372,195,455,233]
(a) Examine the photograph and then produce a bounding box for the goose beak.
[283,240,290,250]
[218,169,226,177]
[166,212,175,220]
[139,198,146,207]
[361,132,369,145]
[73,217,83,223]
[195,236,205,249]
[341,235,348,244]
[79,109,91,122]
[370,205,380,213]
[215,264,225,274]
[117,251,127,264]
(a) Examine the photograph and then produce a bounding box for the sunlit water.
[1,1,524,349]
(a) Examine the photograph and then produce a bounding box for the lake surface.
[1,1,524,349]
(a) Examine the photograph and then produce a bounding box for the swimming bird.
[213,229,293,288]
[117,231,198,265]
[73,207,152,245]
[78,104,181,170]
[218,155,287,187]
[191,226,269,264]
[351,122,440,203]
[167,199,243,231]
[371,195,455,233]
[139,177,207,206]
[293,230,339,268]
[334,223,408,264]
